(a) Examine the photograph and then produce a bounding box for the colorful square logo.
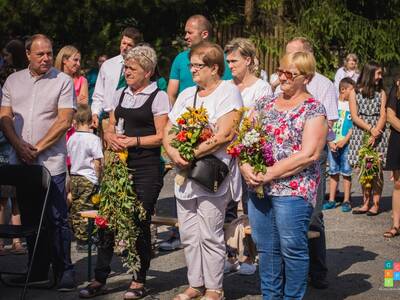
[385,260,393,269]
[394,272,400,281]
[384,278,394,288]
[394,262,400,272]
[385,270,393,278]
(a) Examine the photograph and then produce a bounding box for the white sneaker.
[238,262,257,275]
[159,237,182,251]
[224,259,239,274]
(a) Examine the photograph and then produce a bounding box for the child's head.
[339,77,356,100]
[74,104,92,126]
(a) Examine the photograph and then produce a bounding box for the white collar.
[125,81,158,96]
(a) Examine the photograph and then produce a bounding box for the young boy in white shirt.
[323,77,355,212]
[67,104,103,252]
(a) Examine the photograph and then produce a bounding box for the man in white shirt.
[91,27,142,128]
[285,37,338,290]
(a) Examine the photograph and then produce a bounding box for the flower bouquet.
[227,113,274,198]
[96,148,146,273]
[357,132,382,190]
[169,105,213,184]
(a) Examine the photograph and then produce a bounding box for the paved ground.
[1,170,399,300]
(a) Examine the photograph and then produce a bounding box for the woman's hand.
[255,169,274,186]
[104,131,125,152]
[239,163,259,188]
[117,135,135,148]
[370,127,382,138]
[168,148,189,169]
[368,135,376,146]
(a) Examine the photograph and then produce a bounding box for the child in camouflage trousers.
[67,104,103,252]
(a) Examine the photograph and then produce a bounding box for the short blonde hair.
[125,45,157,73]
[55,45,79,73]
[224,38,257,73]
[280,51,316,79]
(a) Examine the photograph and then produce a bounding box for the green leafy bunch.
[98,150,146,273]
[357,132,381,190]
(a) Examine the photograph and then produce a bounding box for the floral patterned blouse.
[256,96,327,207]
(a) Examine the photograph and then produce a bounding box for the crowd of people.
[0,13,399,300]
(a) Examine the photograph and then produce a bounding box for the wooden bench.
[80,210,320,281]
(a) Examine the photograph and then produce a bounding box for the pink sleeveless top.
[74,76,85,97]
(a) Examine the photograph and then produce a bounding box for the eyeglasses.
[277,69,303,80]
[188,63,206,70]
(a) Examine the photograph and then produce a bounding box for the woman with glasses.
[223,38,272,275]
[240,52,328,299]
[79,45,170,299]
[164,41,242,300]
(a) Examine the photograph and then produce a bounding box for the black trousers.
[308,148,328,281]
[94,161,162,284]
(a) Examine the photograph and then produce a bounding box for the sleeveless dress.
[348,91,389,167]
[384,87,400,170]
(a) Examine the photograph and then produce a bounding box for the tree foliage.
[255,0,400,79]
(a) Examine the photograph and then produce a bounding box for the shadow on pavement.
[305,245,377,299]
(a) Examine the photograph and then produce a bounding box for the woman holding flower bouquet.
[348,61,388,216]
[163,41,242,300]
[224,37,273,275]
[240,51,328,299]
[79,45,170,299]
[383,76,400,238]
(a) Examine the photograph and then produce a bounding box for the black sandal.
[79,282,107,298]
[123,286,146,299]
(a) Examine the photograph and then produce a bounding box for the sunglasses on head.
[277,69,303,80]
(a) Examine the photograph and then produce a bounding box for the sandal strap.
[206,289,223,294]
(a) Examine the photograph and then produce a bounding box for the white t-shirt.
[238,78,273,109]
[67,131,104,184]
[168,80,243,200]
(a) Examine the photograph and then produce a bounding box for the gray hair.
[124,45,157,73]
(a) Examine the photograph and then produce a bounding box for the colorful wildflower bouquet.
[227,113,274,198]
[169,105,212,161]
[169,105,213,183]
[95,149,146,273]
[357,132,382,190]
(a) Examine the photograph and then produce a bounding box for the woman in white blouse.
[334,53,360,95]
[164,41,242,300]
[223,38,273,275]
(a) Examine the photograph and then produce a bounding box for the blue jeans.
[327,144,352,176]
[248,193,313,300]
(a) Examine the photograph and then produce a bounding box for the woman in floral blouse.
[240,51,328,299]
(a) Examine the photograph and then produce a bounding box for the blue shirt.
[333,100,353,142]
[169,49,232,94]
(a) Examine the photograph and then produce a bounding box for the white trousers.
[177,192,230,289]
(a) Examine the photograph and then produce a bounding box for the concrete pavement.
[1,170,399,300]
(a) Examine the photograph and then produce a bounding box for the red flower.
[199,128,213,142]
[274,128,281,136]
[177,118,186,125]
[176,131,187,142]
[227,146,241,158]
[266,125,273,133]
[289,180,299,190]
[95,216,108,229]
[276,137,283,144]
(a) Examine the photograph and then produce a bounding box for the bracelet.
[136,136,141,147]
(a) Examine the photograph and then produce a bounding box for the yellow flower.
[187,132,193,139]
[91,194,101,205]
[118,150,128,162]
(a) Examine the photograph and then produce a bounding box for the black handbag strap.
[193,86,199,108]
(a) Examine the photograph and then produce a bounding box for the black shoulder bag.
[187,88,230,193]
